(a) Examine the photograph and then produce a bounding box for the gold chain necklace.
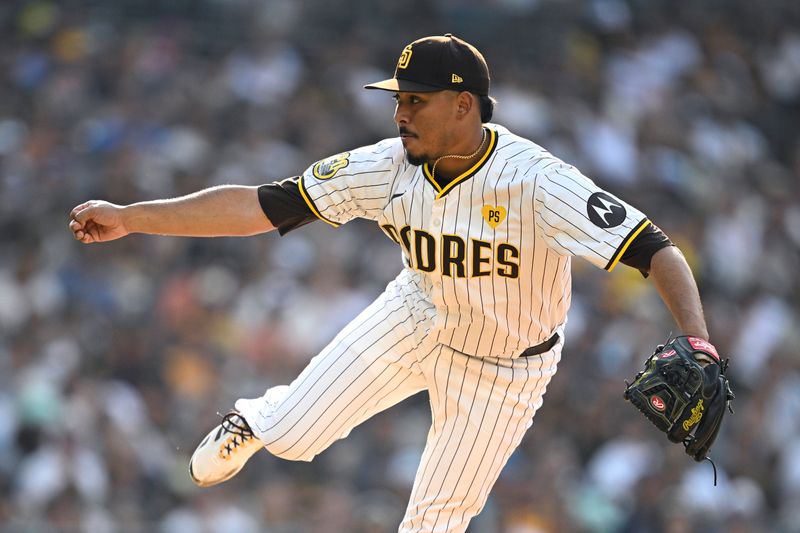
[430,128,487,181]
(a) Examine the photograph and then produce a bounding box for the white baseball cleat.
[189,412,263,487]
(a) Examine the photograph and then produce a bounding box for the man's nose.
[394,105,409,125]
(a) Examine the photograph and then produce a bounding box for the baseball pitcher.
[69,34,731,533]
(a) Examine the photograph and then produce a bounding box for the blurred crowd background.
[1,0,799,531]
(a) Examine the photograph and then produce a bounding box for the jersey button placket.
[429,200,446,321]
[430,199,444,230]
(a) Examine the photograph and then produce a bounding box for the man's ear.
[456,91,474,117]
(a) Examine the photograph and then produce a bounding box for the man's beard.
[404,150,427,166]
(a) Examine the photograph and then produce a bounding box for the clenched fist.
[69,200,130,243]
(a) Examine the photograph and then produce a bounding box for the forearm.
[648,246,709,340]
[123,185,275,237]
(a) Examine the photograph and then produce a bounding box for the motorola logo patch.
[587,192,626,228]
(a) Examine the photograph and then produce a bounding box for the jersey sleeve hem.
[298,175,340,228]
[604,218,650,272]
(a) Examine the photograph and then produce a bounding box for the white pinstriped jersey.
[298,124,649,358]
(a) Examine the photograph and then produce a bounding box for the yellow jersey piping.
[605,218,650,271]
[423,127,497,199]
[298,176,340,228]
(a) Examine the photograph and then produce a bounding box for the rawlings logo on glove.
[624,336,734,468]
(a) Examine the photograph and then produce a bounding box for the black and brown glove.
[624,336,734,463]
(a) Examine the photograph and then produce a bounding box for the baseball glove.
[624,336,734,464]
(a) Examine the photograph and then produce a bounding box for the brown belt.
[520,333,559,357]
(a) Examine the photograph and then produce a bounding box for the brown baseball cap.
[364,34,490,96]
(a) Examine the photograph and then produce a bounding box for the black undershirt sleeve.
[619,222,674,277]
[257,177,318,235]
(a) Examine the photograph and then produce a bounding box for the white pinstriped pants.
[236,279,562,533]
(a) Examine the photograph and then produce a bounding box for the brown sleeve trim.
[604,218,651,272]
[257,177,319,235]
[619,222,674,276]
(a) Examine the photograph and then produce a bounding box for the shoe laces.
[217,412,255,460]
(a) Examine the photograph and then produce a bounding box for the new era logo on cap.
[364,34,490,96]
